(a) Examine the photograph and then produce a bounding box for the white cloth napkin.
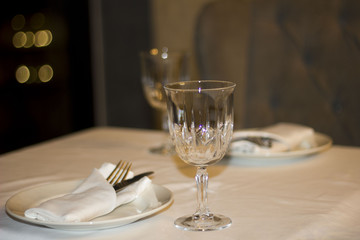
[230,122,317,154]
[24,163,153,222]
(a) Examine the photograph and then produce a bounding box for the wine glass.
[164,80,236,231]
[139,47,189,154]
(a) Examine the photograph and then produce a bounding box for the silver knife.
[113,171,154,192]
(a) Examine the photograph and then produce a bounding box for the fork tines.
[106,160,132,185]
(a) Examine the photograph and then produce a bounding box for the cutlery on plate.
[113,171,154,192]
[106,160,132,185]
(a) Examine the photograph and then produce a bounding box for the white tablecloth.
[1,127,360,239]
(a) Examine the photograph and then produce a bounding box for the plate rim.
[228,132,332,159]
[5,180,173,230]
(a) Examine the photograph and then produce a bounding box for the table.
[1,127,360,239]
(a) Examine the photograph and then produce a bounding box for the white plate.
[227,132,332,159]
[5,180,173,230]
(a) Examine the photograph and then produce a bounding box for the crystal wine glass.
[140,47,189,154]
[164,80,236,231]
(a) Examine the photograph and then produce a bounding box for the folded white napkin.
[25,163,153,222]
[230,122,317,154]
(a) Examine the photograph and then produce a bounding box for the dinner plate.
[5,180,173,230]
[227,132,332,159]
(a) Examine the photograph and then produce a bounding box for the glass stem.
[161,109,169,131]
[194,166,213,221]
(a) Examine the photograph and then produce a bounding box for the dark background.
[0,1,153,154]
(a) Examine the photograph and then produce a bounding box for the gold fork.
[106,160,132,185]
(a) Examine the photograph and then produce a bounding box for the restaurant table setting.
[1,124,360,239]
[23,162,157,223]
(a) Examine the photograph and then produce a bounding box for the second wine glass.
[140,47,189,154]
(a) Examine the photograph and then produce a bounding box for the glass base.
[174,214,231,231]
[149,143,175,155]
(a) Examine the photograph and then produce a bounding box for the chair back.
[195,0,360,146]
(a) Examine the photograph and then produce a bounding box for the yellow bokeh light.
[16,65,30,83]
[24,31,35,48]
[38,65,53,82]
[150,48,158,55]
[13,31,26,48]
[11,14,25,30]
[35,30,52,47]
